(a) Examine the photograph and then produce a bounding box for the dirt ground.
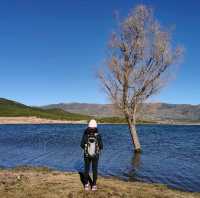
[0,167,199,198]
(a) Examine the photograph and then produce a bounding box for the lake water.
[0,124,199,192]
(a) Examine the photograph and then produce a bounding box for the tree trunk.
[127,118,141,153]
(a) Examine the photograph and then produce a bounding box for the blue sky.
[0,0,199,106]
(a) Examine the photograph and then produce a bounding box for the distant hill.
[1,98,200,123]
[0,98,90,121]
[42,103,115,117]
[139,103,200,122]
[42,102,200,123]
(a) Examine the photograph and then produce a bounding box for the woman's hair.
[86,127,98,134]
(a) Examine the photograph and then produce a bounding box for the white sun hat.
[88,119,97,128]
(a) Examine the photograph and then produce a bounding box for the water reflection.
[124,153,141,181]
[132,152,141,170]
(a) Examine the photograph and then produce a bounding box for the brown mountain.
[42,102,200,122]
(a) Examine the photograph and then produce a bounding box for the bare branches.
[99,4,183,123]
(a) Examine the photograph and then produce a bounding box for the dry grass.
[0,167,199,198]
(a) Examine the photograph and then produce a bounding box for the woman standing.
[80,119,103,191]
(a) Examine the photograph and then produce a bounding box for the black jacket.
[80,127,103,150]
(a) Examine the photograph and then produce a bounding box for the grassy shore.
[0,167,199,198]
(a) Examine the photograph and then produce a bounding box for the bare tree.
[98,5,183,153]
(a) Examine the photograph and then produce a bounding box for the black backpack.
[84,131,99,157]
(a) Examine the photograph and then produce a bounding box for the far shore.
[0,116,87,124]
[0,116,200,125]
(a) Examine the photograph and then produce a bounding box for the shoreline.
[0,116,200,125]
[0,166,199,198]
[0,116,87,124]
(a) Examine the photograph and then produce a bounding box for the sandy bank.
[0,117,87,124]
[0,116,200,125]
[0,167,199,198]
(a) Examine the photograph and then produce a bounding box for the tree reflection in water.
[126,153,141,181]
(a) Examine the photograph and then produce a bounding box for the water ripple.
[0,124,199,192]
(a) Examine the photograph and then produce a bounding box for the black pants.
[84,156,99,185]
